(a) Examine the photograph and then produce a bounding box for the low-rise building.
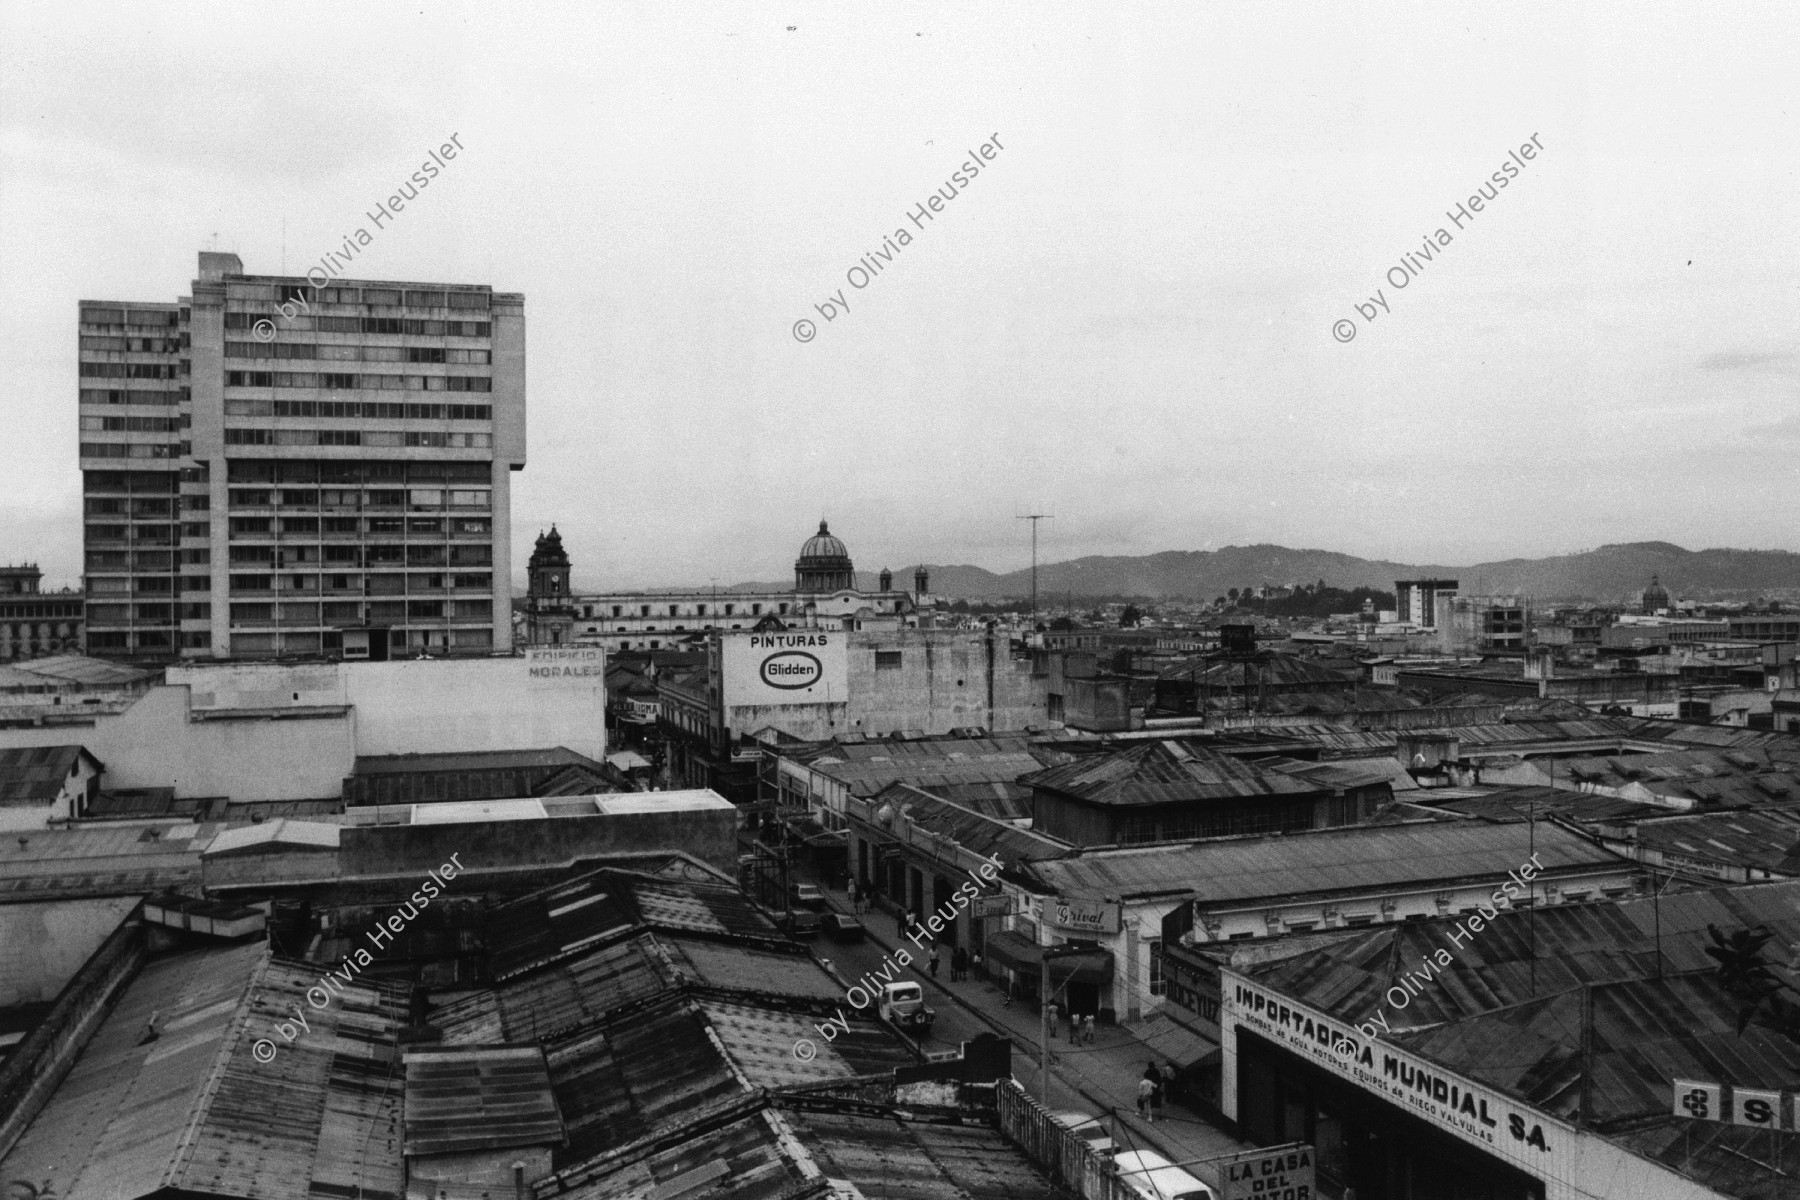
[1020,739,1334,846]
[0,746,104,831]
[1215,879,1800,1199]
[0,566,83,662]
[0,653,606,804]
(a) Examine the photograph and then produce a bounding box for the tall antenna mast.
[1015,513,1053,619]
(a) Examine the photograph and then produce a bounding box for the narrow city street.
[800,878,1257,1183]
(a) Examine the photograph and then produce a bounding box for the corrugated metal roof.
[1031,820,1625,902]
[485,869,783,981]
[0,654,156,688]
[0,942,266,1200]
[874,783,1070,867]
[436,935,675,1045]
[403,1045,564,1156]
[795,1109,1060,1199]
[1242,878,1800,1038]
[0,822,220,900]
[205,817,341,855]
[1632,808,1800,873]
[551,1108,802,1200]
[353,746,601,775]
[1262,755,1418,793]
[1020,739,1322,807]
[1425,786,1670,824]
[165,955,410,1200]
[0,744,88,804]
[545,1001,756,1169]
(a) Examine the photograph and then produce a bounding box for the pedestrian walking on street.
[1046,1001,1060,1039]
[847,880,858,909]
[1136,1075,1155,1121]
[1144,1061,1166,1122]
[928,943,941,978]
[1066,1008,1078,1042]
[951,946,967,981]
[1160,1061,1178,1104]
[1082,1013,1095,1044]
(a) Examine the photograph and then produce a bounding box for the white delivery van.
[1111,1149,1215,1200]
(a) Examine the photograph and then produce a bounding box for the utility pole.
[1016,514,1053,620]
[1038,944,1087,1103]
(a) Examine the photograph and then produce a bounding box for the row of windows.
[224,458,486,485]
[86,571,491,595]
[225,598,492,620]
[0,604,82,619]
[87,602,213,623]
[80,363,182,379]
[226,285,490,310]
[223,429,492,448]
[223,314,491,336]
[218,563,492,586]
[225,517,491,545]
[80,309,180,328]
[224,400,491,421]
[84,497,189,515]
[80,415,188,433]
[581,600,791,619]
[223,340,490,363]
[80,442,185,459]
[225,370,492,392]
[225,487,489,509]
[227,544,492,567]
[79,388,188,406]
[79,336,184,352]
[85,523,178,539]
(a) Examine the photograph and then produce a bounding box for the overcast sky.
[3,2,1797,590]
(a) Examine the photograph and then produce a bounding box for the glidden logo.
[761,651,823,690]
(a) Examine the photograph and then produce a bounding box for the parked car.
[877,981,936,1032]
[1111,1150,1214,1200]
[788,882,828,910]
[780,909,822,938]
[1049,1110,1115,1158]
[822,912,866,942]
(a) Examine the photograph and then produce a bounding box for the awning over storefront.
[1136,1010,1219,1069]
[984,931,1114,985]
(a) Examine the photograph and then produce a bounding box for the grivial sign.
[1045,896,1121,935]
[720,630,848,708]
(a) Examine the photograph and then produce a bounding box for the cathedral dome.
[795,521,855,592]
[799,521,849,561]
[1642,574,1671,613]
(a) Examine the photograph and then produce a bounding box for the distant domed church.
[1641,574,1671,614]
[522,520,936,651]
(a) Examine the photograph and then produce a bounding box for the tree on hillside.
[1049,616,1077,631]
[1120,604,1142,627]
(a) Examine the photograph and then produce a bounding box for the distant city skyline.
[6,4,1800,592]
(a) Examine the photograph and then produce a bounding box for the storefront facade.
[1219,969,1720,1200]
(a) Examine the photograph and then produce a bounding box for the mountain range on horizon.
[677,541,1800,604]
